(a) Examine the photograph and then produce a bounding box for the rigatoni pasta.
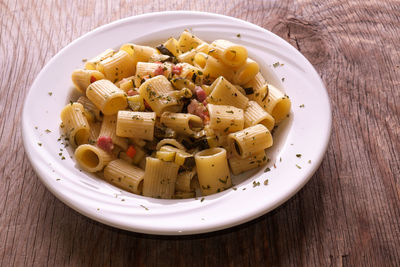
[104,159,145,194]
[86,79,128,115]
[207,104,244,133]
[60,103,90,147]
[142,157,180,199]
[227,124,273,159]
[61,30,291,199]
[116,111,156,140]
[244,101,275,131]
[74,144,113,172]
[195,147,231,196]
[207,76,248,109]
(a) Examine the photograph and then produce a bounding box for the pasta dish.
[60,30,291,199]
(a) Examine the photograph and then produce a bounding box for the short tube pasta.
[120,43,157,63]
[74,144,114,172]
[232,58,259,85]
[96,50,135,82]
[138,75,182,116]
[71,69,105,93]
[175,169,197,192]
[207,76,248,109]
[178,30,204,52]
[162,37,181,57]
[136,62,172,78]
[227,124,273,159]
[263,84,292,123]
[142,157,180,199]
[85,48,115,70]
[160,112,203,136]
[195,147,231,196]
[244,72,267,104]
[177,50,197,64]
[229,149,267,175]
[99,115,129,150]
[77,96,103,122]
[207,104,244,133]
[194,52,234,81]
[210,39,248,67]
[116,111,155,140]
[244,101,275,131]
[104,159,145,194]
[60,103,90,147]
[86,79,128,115]
[88,121,101,144]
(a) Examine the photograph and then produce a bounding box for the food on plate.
[60,30,291,199]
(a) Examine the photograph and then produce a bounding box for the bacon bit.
[172,65,183,75]
[90,75,96,83]
[126,145,136,158]
[203,114,210,124]
[202,100,208,106]
[195,86,207,102]
[143,100,152,110]
[187,99,209,121]
[97,136,114,153]
[153,65,164,76]
[127,89,138,96]
[187,99,198,114]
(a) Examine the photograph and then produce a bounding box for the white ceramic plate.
[22,11,331,235]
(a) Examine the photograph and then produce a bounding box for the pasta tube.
[177,63,203,83]
[227,124,273,159]
[104,159,145,194]
[155,139,186,151]
[244,101,275,131]
[71,69,105,93]
[243,72,266,98]
[160,112,203,136]
[116,111,155,141]
[77,96,103,122]
[207,104,244,133]
[85,48,115,70]
[138,75,183,116]
[120,43,157,63]
[74,144,113,172]
[175,169,197,192]
[86,79,128,115]
[142,157,180,199]
[207,76,248,109]
[88,121,101,144]
[177,50,197,64]
[195,147,231,196]
[210,40,248,67]
[162,37,181,57]
[136,62,172,78]
[173,191,196,199]
[263,84,291,123]
[60,103,90,147]
[229,150,267,175]
[194,52,234,81]
[195,42,211,54]
[99,115,128,150]
[232,58,259,85]
[96,50,135,83]
[178,30,204,52]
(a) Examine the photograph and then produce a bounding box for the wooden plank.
[0,0,399,266]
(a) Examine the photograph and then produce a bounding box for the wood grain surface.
[1,0,399,266]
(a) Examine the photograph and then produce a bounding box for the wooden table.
[1,0,399,266]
